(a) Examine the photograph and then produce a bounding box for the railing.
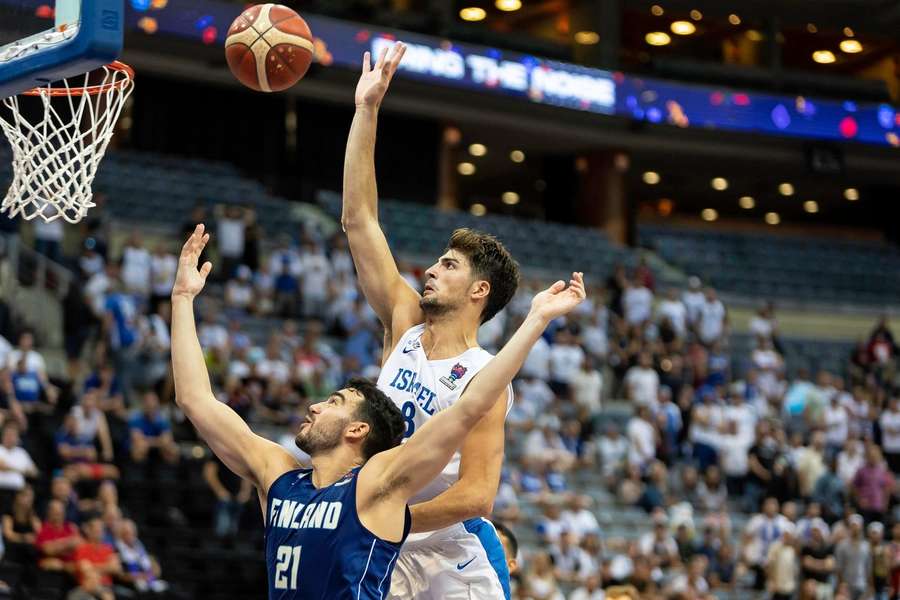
[0,233,73,346]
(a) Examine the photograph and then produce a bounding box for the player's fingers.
[199,261,213,279]
[548,280,566,293]
[374,46,389,70]
[362,51,371,73]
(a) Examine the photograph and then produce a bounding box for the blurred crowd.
[1,203,900,600]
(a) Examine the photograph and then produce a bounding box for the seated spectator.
[800,525,834,598]
[870,522,890,600]
[569,574,604,600]
[203,455,253,538]
[852,445,893,525]
[49,474,82,525]
[835,514,870,600]
[561,494,600,543]
[129,391,179,465]
[697,465,727,513]
[83,363,126,418]
[72,514,121,597]
[0,422,38,512]
[551,529,594,584]
[597,423,629,486]
[114,519,168,595]
[55,414,119,483]
[0,369,27,432]
[626,404,658,470]
[225,265,255,315]
[71,389,115,462]
[66,567,114,600]
[709,542,737,590]
[2,486,40,565]
[10,354,55,414]
[638,515,679,569]
[743,497,791,590]
[36,499,81,571]
[624,352,659,408]
[765,527,799,600]
[535,500,567,544]
[522,551,564,600]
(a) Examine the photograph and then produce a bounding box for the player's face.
[295,389,361,456]
[420,250,479,317]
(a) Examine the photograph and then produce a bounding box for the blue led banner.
[3,0,899,147]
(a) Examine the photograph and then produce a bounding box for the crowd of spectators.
[2,202,900,600]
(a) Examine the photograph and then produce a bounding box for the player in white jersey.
[343,43,523,599]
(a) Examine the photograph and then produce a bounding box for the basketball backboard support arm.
[0,0,124,98]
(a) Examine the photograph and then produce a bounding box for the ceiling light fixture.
[643,171,661,184]
[495,0,521,11]
[671,21,695,35]
[574,31,600,45]
[739,196,755,209]
[645,31,671,46]
[813,50,836,64]
[840,39,863,53]
[459,7,486,21]
[701,208,718,222]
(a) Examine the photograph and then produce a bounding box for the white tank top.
[377,324,514,543]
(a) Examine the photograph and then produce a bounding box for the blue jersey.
[265,467,410,600]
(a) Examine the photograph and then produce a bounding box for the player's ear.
[507,558,518,575]
[345,421,370,442]
[469,279,490,301]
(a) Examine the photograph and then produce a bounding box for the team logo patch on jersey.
[440,363,468,390]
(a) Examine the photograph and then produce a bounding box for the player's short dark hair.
[491,519,518,557]
[447,228,519,324]
[347,377,405,460]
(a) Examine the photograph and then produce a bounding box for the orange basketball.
[225,4,314,93]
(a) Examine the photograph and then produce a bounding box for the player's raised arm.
[171,225,296,492]
[342,42,421,340]
[363,273,586,502]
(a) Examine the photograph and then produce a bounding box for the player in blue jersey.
[170,225,586,599]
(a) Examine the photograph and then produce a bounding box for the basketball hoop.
[0,61,134,224]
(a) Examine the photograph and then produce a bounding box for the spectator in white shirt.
[0,422,38,509]
[742,497,792,586]
[837,438,865,486]
[879,396,900,473]
[216,205,246,279]
[120,232,152,299]
[571,356,603,417]
[682,276,705,330]
[33,213,64,263]
[551,530,594,584]
[521,334,551,380]
[149,242,177,312]
[581,306,609,359]
[623,280,653,326]
[752,337,784,401]
[698,287,727,345]
[548,329,584,397]
[657,288,688,339]
[224,265,255,313]
[597,424,629,484]
[568,574,604,600]
[624,352,660,408]
[823,393,849,459]
[627,404,658,469]
[561,494,600,543]
[299,242,331,319]
[749,302,778,342]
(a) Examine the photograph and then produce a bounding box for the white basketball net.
[0,64,134,223]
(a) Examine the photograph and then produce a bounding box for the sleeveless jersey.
[377,324,513,543]
[265,467,410,600]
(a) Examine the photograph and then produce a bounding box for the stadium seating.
[640,223,900,305]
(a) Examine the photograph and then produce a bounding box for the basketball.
[225,4,314,93]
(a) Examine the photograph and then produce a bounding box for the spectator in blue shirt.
[128,392,178,465]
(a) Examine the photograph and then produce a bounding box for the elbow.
[469,490,495,518]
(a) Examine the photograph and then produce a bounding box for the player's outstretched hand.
[172,224,212,300]
[355,42,407,109]
[529,272,587,323]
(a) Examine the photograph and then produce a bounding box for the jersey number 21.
[275,545,302,590]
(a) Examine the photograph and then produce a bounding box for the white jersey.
[377,324,513,543]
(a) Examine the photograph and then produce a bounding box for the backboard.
[0,0,124,97]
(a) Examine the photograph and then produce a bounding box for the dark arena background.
[3,0,900,599]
